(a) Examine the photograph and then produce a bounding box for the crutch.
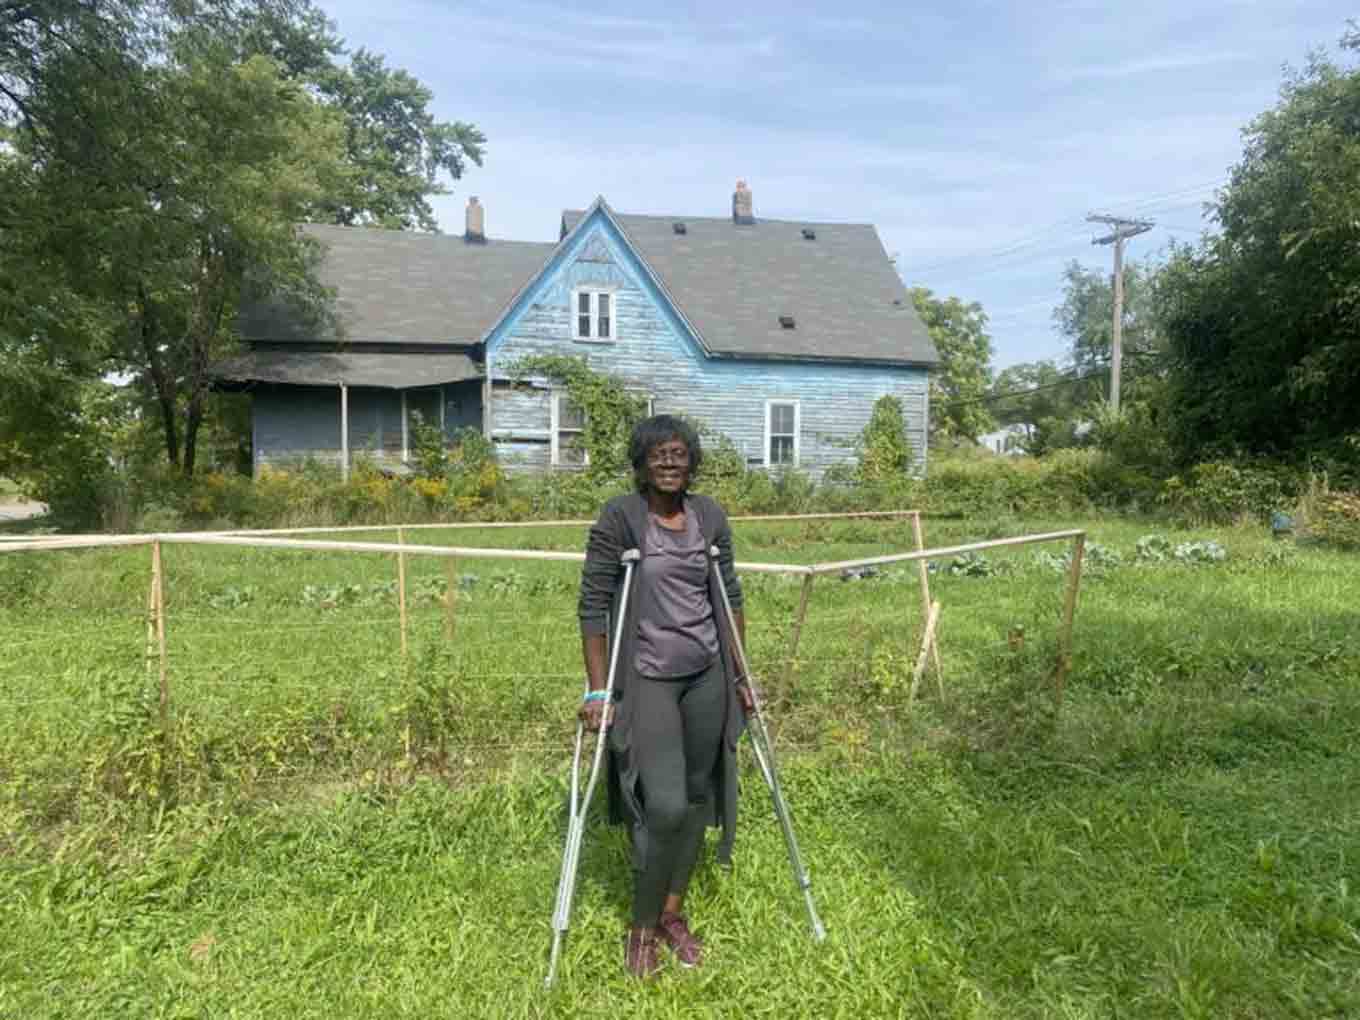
[709,546,827,942]
[545,548,641,989]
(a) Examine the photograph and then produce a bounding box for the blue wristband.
[583,690,609,704]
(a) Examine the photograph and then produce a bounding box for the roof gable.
[483,198,708,360]
[560,209,938,366]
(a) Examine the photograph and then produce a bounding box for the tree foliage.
[909,286,994,442]
[1053,259,1161,381]
[1159,30,1360,472]
[0,0,486,503]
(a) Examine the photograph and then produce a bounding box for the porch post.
[401,390,409,463]
[340,382,350,482]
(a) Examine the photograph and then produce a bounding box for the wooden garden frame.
[1,515,1086,727]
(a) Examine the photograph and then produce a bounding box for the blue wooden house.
[218,183,939,477]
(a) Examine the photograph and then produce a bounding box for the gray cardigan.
[577,491,747,867]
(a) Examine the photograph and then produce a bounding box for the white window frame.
[571,287,617,342]
[764,399,801,468]
[551,392,589,467]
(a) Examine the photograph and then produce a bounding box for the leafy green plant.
[1174,539,1228,564]
[507,355,649,479]
[858,394,916,482]
[1136,534,1173,562]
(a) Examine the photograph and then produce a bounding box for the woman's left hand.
[735,679,755,716]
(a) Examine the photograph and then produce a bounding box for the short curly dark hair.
[630,414,703,493]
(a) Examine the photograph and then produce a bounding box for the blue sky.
[317,0,1348,369]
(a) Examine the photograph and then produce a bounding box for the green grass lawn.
[1,516,1357,1018]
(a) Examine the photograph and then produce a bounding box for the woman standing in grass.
[576,414,753,978]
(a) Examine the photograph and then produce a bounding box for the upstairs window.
[765,400,800,467]
[573,289,614,341]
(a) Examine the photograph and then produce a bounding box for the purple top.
[633,511,720,679]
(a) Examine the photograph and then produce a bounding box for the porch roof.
[214,349,483,389]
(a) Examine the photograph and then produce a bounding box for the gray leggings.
[630,658,726,926]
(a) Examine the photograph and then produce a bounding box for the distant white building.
[977,424,1031,456]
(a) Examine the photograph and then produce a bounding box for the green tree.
[1,1,488,491]
[1159,28,1360,470]
[990,360,1091,456]
[1053,259,1161,380]
[909,286,995,442]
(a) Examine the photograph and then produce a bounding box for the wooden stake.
[145,549,157,680]
[152,539,170,744]
[1054,533,1086,707]
[397,526,408,658]
[778,574,815,698]
[911,511,943,684]
[909,599,941,707]
[444,555,458,641]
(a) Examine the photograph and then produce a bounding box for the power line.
[935,350,1162,410]
[895,178,1225,277]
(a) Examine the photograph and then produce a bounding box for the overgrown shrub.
[1304,487,1360,549]
[1159,461,1297,524]
[858,395,915,482]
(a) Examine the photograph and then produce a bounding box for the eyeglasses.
[647,447,691,466]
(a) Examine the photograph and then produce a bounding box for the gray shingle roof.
[238,223,555,344]
[562,208,938,366]
[234,211,938,368]
[215,349,482,388]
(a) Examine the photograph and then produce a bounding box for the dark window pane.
[578,314,591,337]
[598,315,610,338]
[559,399,586,430]
[771,403,795,435]
[578,292,591,314]
[770,435,794,465]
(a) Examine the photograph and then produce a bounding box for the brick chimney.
[732,179,754,225]
[465,196,486,243]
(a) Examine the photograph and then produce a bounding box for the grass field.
[1,515,1357,1018]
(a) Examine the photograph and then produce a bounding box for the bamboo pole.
[158,533,811,574]
[145,547,158,680]
[194,508,928,539]
[397,526,408,659]
[0,534,153,553]
[444,556,458,641]
[152,540,170,747]
[777,574,816,698]
[911,511,944,686]
[1054,533,1086,707]
[810,529,1086,576]
[909,600,941,707]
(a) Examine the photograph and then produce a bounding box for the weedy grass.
[1,516,1357,1018]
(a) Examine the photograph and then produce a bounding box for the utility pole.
[1087,213,1153,413]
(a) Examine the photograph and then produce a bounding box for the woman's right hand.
[578,697,610,733]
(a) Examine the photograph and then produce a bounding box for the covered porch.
[215,349,485,478]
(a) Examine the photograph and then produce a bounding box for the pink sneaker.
[657,912,703,968]
[624,927,660,979]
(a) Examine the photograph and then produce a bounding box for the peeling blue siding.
[485,208,929,476]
